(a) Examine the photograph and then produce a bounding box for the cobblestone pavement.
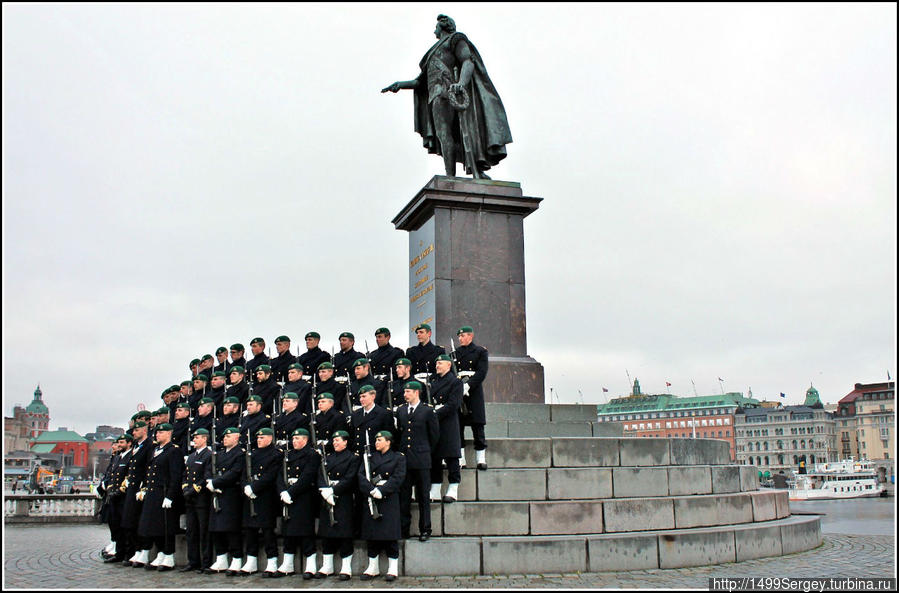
[3,524,895,589]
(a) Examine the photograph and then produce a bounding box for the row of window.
[739,439,830,452]
[623,418,730,431]
[600,408,735,422]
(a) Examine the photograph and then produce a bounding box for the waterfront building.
[29,428,89,477]
[596,379,759,460]
[838,382,894,462]
[734,385,837,472]
[4,385,50,452]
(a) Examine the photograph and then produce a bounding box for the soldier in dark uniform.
[350,385,395,453]
[358,431,406,581]
[190,375,208,410]
[298,331,331,377]
[229,344,248,373]
[171,403,192,450]
[395,381,439,541]
[207,426,245,575]
[275,428,321,579]
[197,354,216,380]
[214,397,241,444]
[269,335,297,382]
[121,421,152,567]
[99,436,129,562]
[315,362,340,403]
[251,365,281,416]
[313,393,348,454]
[283,363,314,413]
[349,358,388,408]
[240,427,282,576]
[429,354,464,503]
[181,428,214,573]
[208,371,228,414]
[245,337,269,381]
[391,357,429,407]
[239,395,270,449]
[405,323,446,376]
[162,388,181,424]
[189,397,215,436]
[332,331,364,376]
[453,326,490,469]
[213,346,232,383]
[179,379,193,407]
[315,431,360,581]
[190,358,201,378]
[136,423,184,571]
[274,392,310,445]
[368,327,405,378]
[226,366,249,407]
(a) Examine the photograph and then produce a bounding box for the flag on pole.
[718,377,724,382]
[779,392,786,398]
[665,382,672,387]
[602,387,609,393]
[889,371,892,381]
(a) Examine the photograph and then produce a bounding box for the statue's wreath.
[448,86,470,111]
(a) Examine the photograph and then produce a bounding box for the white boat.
[788,458,886,501]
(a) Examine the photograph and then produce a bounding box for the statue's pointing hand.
[382,82,401,93]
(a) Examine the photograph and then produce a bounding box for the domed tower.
[23,384,50,439]
[803,384,823,409]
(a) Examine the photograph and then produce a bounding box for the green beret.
[352,358,369,368]
[193,375,208,383]
[156,423,173,432]
[250,337,265,345]
[414,323,431,332]
[212,371,227,378]
[275,335,290,343]
[256,364,272,373]
[375,327,391,336]
[193,428,210,437]
[405,380,422,391]
[230,343,245,352]
[169,384,180,392]
[161,389,171,398]
[222,427,239,435]
[190,358,201,367]
[375,430,393,440]
[283,392,299,400]
[131,413,140,420]
[256,427,274,436]
[230,366,245,374]
[332,430,350,440]
[457,326,474,335]
[436,354,453,362]
[116,434,134,442]
[133,421,148,428]
[247,394,263,403]
[358,384,376,395]
[317,362,334,371]
[223,396,240,404]
[395,358,412,367]
[288,363,303,371]
[202,354,214,361]
[291,428,310,437]
[339,331,354,340]
[155,407,170,416]
[176,403,191,410]
[317,392,335,401]
[215,346,227,355]
[305,331,320,340]
[198,397,214,405]
[136,410,152,418]
[181,380,192,387]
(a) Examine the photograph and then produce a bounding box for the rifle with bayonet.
[211,401,220,511]
[362,430,381,520]
[281,445,290,520]
[245,430,256,517]
[309,396,336,526]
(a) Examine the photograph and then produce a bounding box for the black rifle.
[309,402,336,526]
[386,367,394,410]
[362,430,381,519]
[245,430,256,517]
[211,407,220,512]
[344,372,353,416]
[281,447,290,520]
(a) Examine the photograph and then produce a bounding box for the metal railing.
[4,494,100,522]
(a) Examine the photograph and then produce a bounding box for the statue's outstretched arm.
[381,78,418,93]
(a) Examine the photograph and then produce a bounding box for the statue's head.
[435,14,456,37]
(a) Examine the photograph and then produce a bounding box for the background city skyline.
[3,4,896,435]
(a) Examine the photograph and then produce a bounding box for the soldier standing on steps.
[428,354,464,503]
[206,426,245,576]
[405,323,445,376]
[358,431,406,582]
[181,428,213,573]
[241,427,282,577]
[453,325,490,470]
[395,380,439,541]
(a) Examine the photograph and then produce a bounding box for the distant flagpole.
[717,377,725,395]
[665,381,672,394]
[691,379,698,397]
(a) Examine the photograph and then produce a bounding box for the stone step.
[485,403,600,423]
[462,436,734,469]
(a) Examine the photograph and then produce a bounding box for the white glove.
[463,383,470,396]
[280,491,293,505]
[319,486,334,499]
[325,494,336,506]
[435,404,444,411]
[352,405,362,411]
[136,491,145,501]
[370,488,383,499]
[243,485,256,499]
[206,479,215,492]
[317,440,328,448]
[162,497,173,509]
[287,478,298,485]
[329,480,339,487]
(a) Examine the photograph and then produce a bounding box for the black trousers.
[321,537,353,558]
[283,536,316,557]
[459,421,487,450]
[107,500,125,557]
[244,527,277,557]
[185,503,212,567]
[213,531,242,558]
[400,468,431,535]
[430,456,461,484]
[366,539,399,559]
[152,535,175,555]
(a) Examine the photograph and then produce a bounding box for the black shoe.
[314,572,330,579]
[360,574,373,581]
[157,565,174,572]
[101,550,112,559]
[302,572,314,580]
[261,571,273,578]
[144,562,157,570]
[385,574,397,582]
[442,495,456,503]
[401,531,411,540]
[477,463,487,470]
[226,570,239,577]
[419,531,431,542]
[121,561,133,567]
[180,565,199,573]
[104,556,124,564]
[202,568,216,574]
[339,573,351,581]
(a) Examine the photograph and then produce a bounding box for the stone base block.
[410,503,443,536]
[603,498,674,532]
[477,468,546,500]
[734,523,783,561]
[592,422,624,437]
[668,466,712,496]
[551,437,619,467]
[587,533,659,571]
[740,466,760,491]
[717,493,753,525]
[484,422,509,439]
[773,490,790,519]
[403,537,480,576]
[485,403,550,422]
[673,495,718,529]
[658,529,735,569]
[530,500,603,535]
[483,357,545,404]
[781,516,822,554]
[482,535,586,574]
[613,467,669,498]
[619,438,670,466]
[466,438,551,468]
[440,468,477,501]
[750,491,777,522]
[547,468,612,499]
[711,466,741,494]
[669,439,730,465]
[443,501,529,536]
[549,404,598,422]
[508,421,592,438]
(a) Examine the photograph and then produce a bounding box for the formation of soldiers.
[96,325,489,581]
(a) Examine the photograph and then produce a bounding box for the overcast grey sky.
[3,3,896,435]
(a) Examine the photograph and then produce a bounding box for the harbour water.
[790,497,896,535]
